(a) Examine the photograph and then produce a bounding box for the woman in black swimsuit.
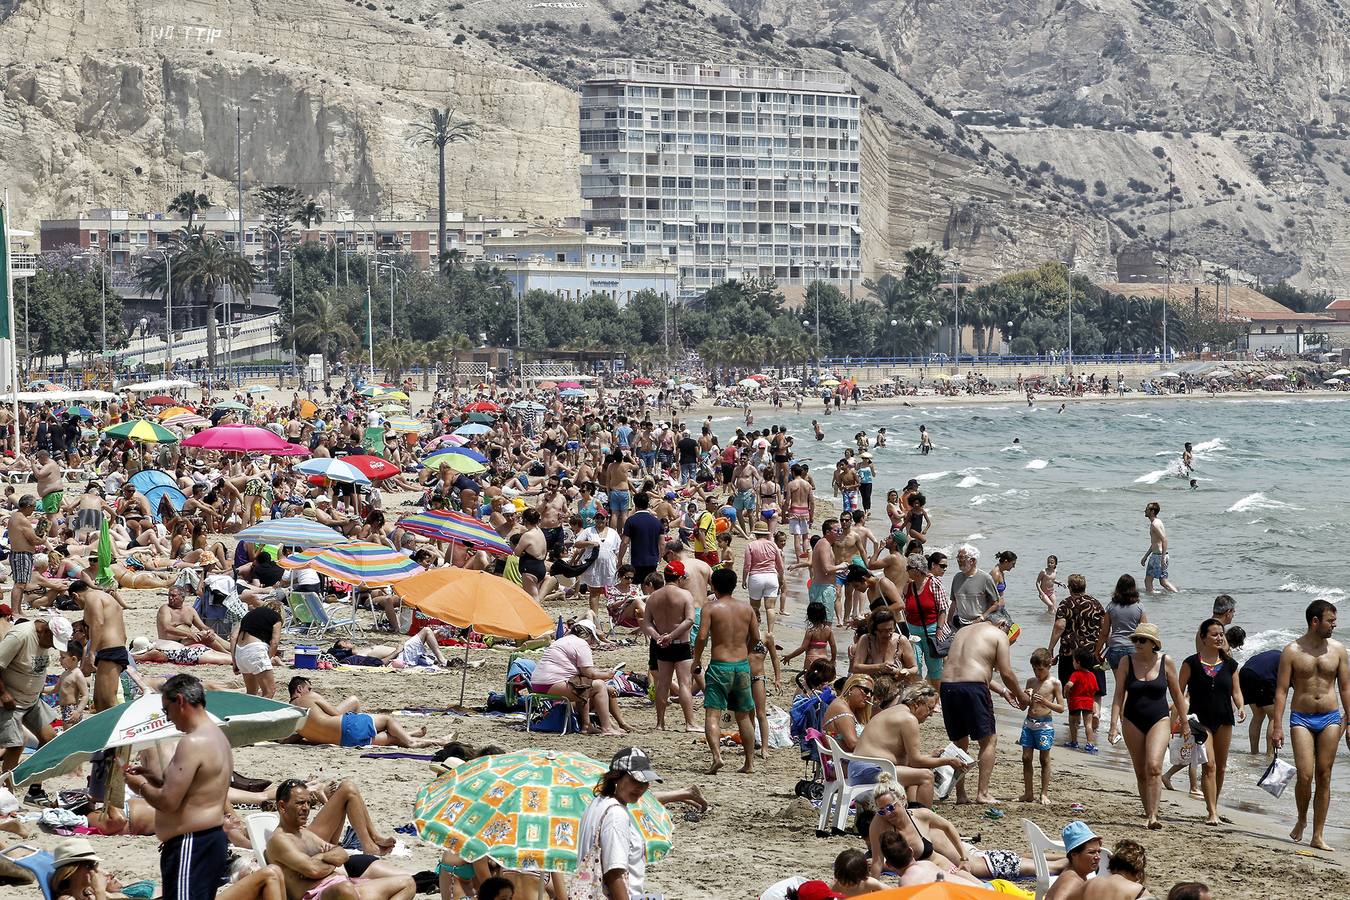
[1179,617,1244,826]
[1108,622,1190,830]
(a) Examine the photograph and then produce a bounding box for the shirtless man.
[810,519,848,626]
[8,495,44,612]
[73,485,112,543]
[1272,599,1350,851]
[730,456,760,540]
[837,513,873,624]
[692,568,760,774]
[1140,501,1177,593]
[786,465,814,560]
[850,684,968,806]
[33,450,63,533]
[535,478,569,560]
[287,678,442,749]
[69,582,128,712]
[156,588,229,651]
[642,562,697,731]
[267,782,414,900]
[662,540,711,607]
[940,620,1029,804]
[867,531,910,613]
[123,675,233,900]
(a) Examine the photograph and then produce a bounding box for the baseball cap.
[906,553,928,570]
[794,882,843,900]
[1061,820,1099,854]
[905,478,919,489]
[609,747,663,783]
[663,560,686,580]
[46,614,72,652]
[594,507,609,518]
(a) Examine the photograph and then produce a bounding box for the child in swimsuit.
[45,641,89,728]
[782,600,837,670]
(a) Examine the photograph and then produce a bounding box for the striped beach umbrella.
[424,446,489,465]
[413,750,673,874]
[388,416,429,434]
[62,406,94,419]
[421,452,486,475]
[426,433,468,448]
[102,419,178,443]
[294,457,371,485]
[212,400,250,412]
[396,510,511,555]
[358,384,396,397]
[234,517,351,549]
[164,412,211,429]
[278,542,423,586]
[9,692,306,790]
[156,406,195,420]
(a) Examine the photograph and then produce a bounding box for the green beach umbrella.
[413,749,673,873]
[101,419,178,443]
[466,412,496,425]
[213,400,250,412]
[9,692,307,790]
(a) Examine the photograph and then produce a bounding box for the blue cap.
[1061,820,1098,853]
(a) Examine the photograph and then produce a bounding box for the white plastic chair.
[1023,819,1111,900]
[246,811,280,867]
[820,734,898,834]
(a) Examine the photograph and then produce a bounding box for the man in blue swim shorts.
[287,677,443,748]
[809,518,847,625]
[1272,599,1350,851]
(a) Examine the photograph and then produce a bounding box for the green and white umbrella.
[8,692,306,790]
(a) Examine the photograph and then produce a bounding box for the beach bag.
[1258,752,1296,798]
[930,625,954,658]
[764,705,793,750]
[569,802,620,900]
[1168,733,1207,767]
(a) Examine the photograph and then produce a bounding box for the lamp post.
[261,227,294,384]
[138,316,148,366]
[377,264,400,338]
[950,261,961,368]
[150,249,173,375]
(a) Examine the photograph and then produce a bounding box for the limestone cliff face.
[0,0,581,231]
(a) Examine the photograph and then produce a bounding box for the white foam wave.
[1227,492,1304,514]
[1025,459,1049,470]
[1000,445,1026,453]
[957,475,997,489]
[1134,468,1170,485]
[1191,438,1226,456]
[970,493,997,506]
[1236,629,1302,661]
[966,533,985,541]
[912,471,950,482]
[1278,577,1346,603]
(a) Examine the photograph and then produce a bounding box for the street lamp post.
[138,316,148,365]
[261,227,294,383]
[377,264,399,339]
[951,261,961,368]
[151,250,173,376]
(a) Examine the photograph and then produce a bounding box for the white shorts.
[747,572,781,601]
[789,517,809,536]
[234,640,273,675]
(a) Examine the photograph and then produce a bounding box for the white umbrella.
[1333,369,1350,377]
[1325,378,1342,385]
[295,457,372,485]
[738,378,761,389]
[779,376,801,383]
[1262,373,1288,381]
[1155,371,1181,379]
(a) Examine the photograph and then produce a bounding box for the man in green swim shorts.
[33,450,64,533]
[693,566,761,775]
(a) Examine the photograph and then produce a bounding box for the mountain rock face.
[5,0,1343,290]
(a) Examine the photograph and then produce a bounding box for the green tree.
[168,190,212,227]
[294,290,359,380]
[409,108,479,272]
[375,336,418,381]
[293,198,325,229]
[254,185,304,264]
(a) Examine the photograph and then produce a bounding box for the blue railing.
[818,352,1174,367]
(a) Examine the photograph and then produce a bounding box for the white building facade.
[580,60,863,296]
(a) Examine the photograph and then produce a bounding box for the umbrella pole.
[458,640,470,708]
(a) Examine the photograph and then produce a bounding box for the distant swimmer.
[1189,479,1198,491]
[1027,389,1035,408]
[875,427,888,448]
[813,420,824,441]
[918,425,932,456]
[1057,403,1066,414]
[1181,442,1194,474]
[1140,501,1179,594]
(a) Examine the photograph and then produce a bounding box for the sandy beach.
[3,385,1347,900]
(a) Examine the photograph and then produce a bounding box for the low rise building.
[483,229,676,304]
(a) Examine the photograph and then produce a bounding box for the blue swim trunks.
[340,712,378,747]
[1017,715,1055,752]
[1145,551,1168,580]
[689,608,702,648]
[808,581,837,606]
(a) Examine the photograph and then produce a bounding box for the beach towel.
[94,518,115,589]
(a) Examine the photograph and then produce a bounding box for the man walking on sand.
[1272,599,1350,851]
[940,620,1029,805]
[69,582,127,713]
[1141,502,1178,593]
[642,563,698,732]
[8,496,44,613]
[786,464,814,560]
[693,568,760,775]
[33,450,63,534]
[810,519,848,626]
[123,675,232,900]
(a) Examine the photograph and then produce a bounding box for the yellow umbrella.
[820,379,840,386]
[382,390,410,402]
[298,399,318,419]
[394,567,553,640]
[932,372,954,380]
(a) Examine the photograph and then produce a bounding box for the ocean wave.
[913,471,950,482]
[1191,438,1226,456]
[1278,577,1346,603]
[966,533,985,541]
[970,493,997,506]
[1135,459,1188,484]
[1025,459,1049,470]
[957,475,998,489]
[1000,444,1026,452]
[1236,629,1302,660]
[1227,492,1305,514]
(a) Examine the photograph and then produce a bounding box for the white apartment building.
[580,60,863,295]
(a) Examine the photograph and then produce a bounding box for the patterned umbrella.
[234,517,351,549]
[388,416,429,434]
[102,419,178,443]
[413,750,673,873]
[424,446,489,465]
[295,458,371,485]
[358,384,396,397]
[163,412,211,429]
[9,692,306,790]
[244,385,273,394]
[379,403,409,414]
[421,452,486,475]
[396,510,511,555]
[63,406,94,419]
[426,433,468,448]
[278,542,423,586]
[340,454,402,480]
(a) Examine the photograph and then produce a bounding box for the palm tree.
[168,191,212,228]
[375,336,418,381]
[439,247,466,276]
[172,236,257,371]
[294,198,325,229]
[294,291,358,381]
[412,340,433,391]
[409,108,480,271]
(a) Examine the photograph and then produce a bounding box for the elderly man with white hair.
[946,543,1003,631]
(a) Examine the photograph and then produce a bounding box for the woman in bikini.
[756,465,779,531]
[821,674,873,751]
[990,550,1018,611]
[849,609,917,683]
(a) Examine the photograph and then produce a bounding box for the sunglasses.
[854,685,874,696]
[877,802,899,817]
[1130,636,1154,645]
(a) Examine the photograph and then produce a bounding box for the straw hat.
[1130,622,1163,650]
[52,837,101,869]
[752,521,770,536]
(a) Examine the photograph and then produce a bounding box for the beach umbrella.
[102,419,178,443]
[413,750,673,873]
[464,401,502,413]
[62,406,94,419]
[678,382,698,390]
[234,517,351,549]
[387,416,428,434]
[163,412,211,429]
[559,389,587,399]
[25,379,51,389]
[454,423,492,436]
[244,385,272,395]
[339,454,402,480]
[1334,368,1350,377]
[820,379,840,386]
[381,390,411,402]
[779,376,801,384]
[737,378,761,389]
[279,542,423,586]
[930,373,953,381]
[8,692,306,790]
[426,433,468,448]
[425,446,490,465]
[427,453,485,474]
[183,424,300,455]
[1325,378,1342,385]
[749,374,768,381]
[212,400,250,412]
[1155,371,1180,378]
[463,412,494,425]
[510,401,547,413]
[395,567,552,639]
[295,457,372,485]
[538,381,558,391]
[557,381,581,390]
[358,384,395,397]
[379,402,409,413]
[156,406,195,420]
[631,377,653,386]
[143,395,176,407]
[396,510,512,556]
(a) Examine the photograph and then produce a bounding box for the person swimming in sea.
[1181,442,1193,474]
[1189,479,1198,491]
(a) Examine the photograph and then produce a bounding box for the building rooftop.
[1098,282,1335,322]
[589,59,851,94]
[1325,298,1350,310]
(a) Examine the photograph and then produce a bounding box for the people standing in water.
[1141,502,1178,594]
[1036,555,1062,612]
[1272,599,1350,851]
[1181,442,1194,474]
[918,425,932,455]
